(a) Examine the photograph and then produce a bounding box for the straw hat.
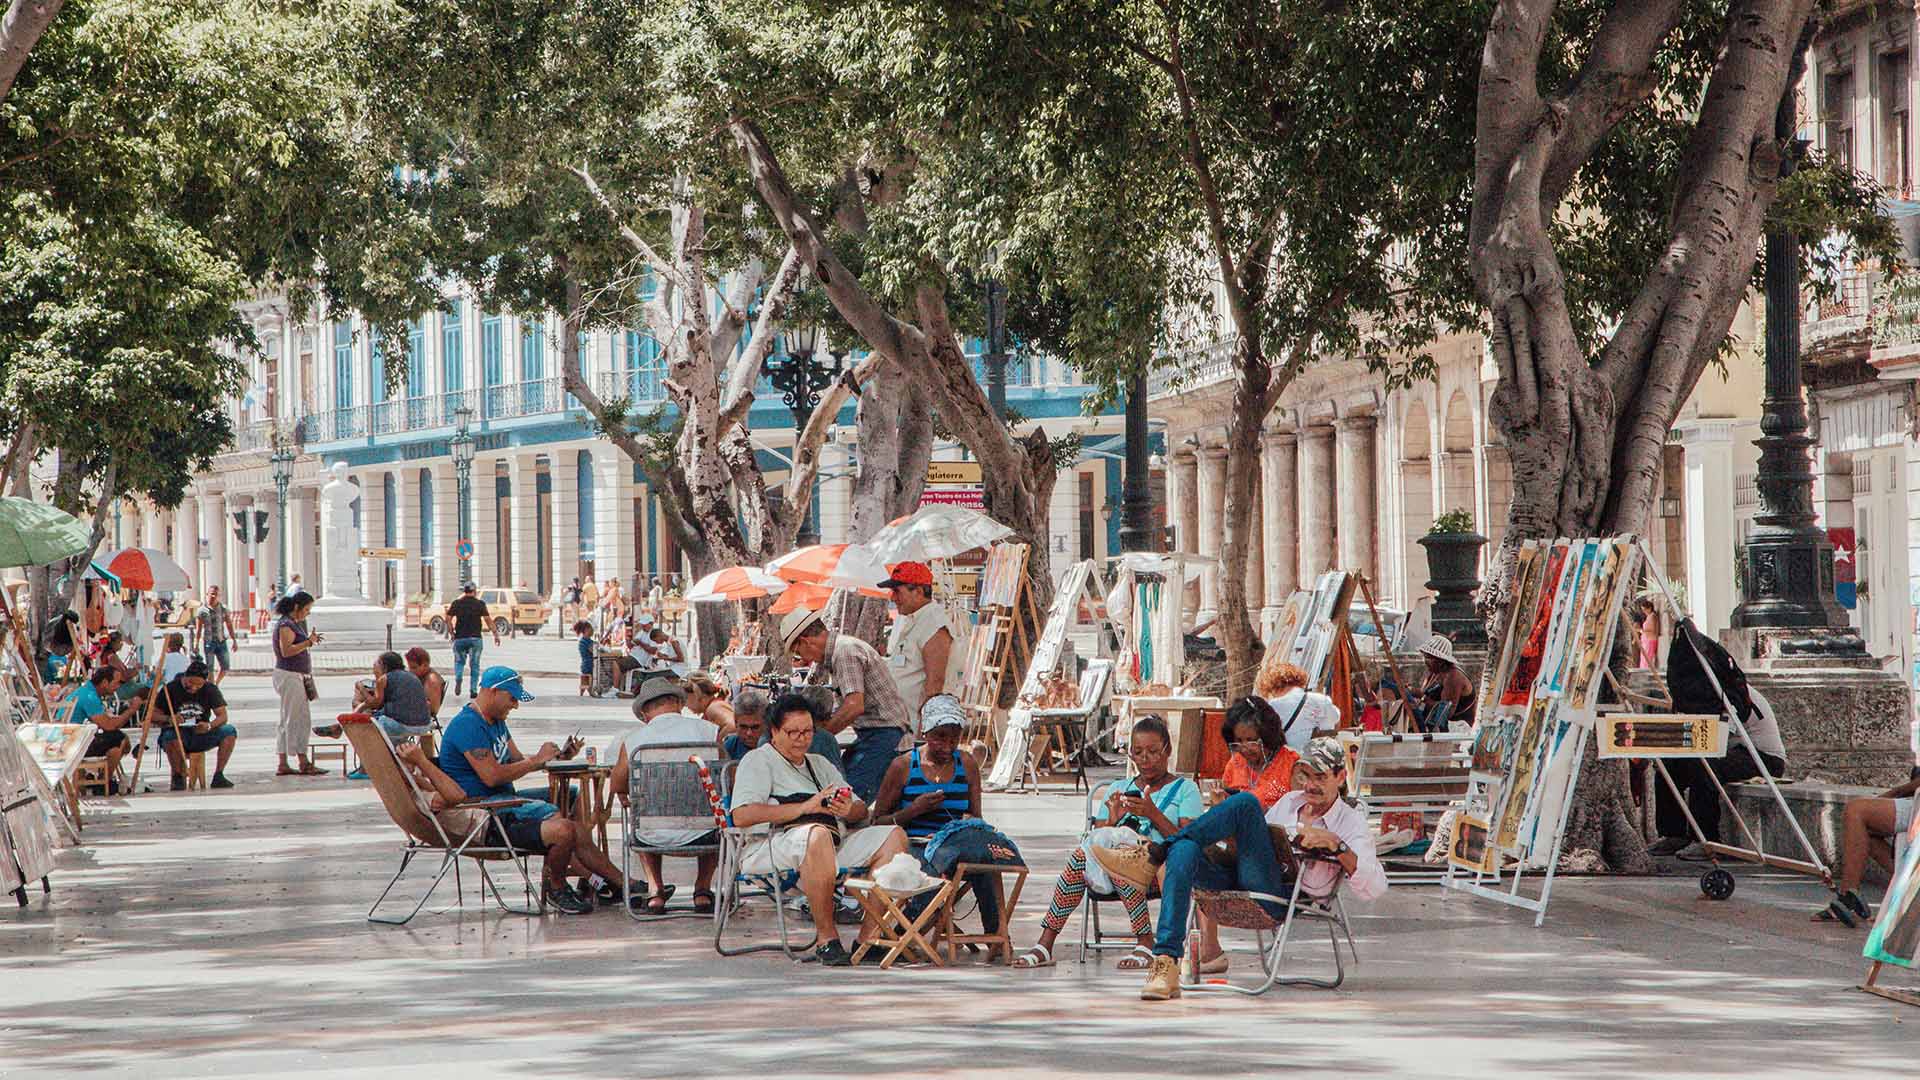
[1417,635,1458,665]
[779,607,824,652]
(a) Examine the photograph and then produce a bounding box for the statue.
[318,462,364,602]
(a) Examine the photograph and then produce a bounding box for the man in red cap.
[881,561,962,730]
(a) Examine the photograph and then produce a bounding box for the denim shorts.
[158,723,237,753]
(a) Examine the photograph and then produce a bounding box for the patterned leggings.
[1041,845,1151,937]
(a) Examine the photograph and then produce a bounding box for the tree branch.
[718,244,802,431]
[1540,0,1688,210]
[0,0,63,105]
[570,163,699,300]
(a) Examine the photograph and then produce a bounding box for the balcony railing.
[304,379,580,444]
[1803,269,1876,356]
[595,368,669,406]
[224,419,278,455]
[1148,335,1240,398]
[1873,274,1920,355]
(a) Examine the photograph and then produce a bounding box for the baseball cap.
[635,676,686,709]
[1299,736,1347,776]
[920,694,966,731]
[461,582,477,593]
[477,665,535,701]
[880,561,934,589]
[780,607,824,652]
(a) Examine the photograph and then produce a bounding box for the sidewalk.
[0,671,1912,1078]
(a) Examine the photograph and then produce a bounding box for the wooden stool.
[186,751,208,790]
[309,740,351,774]
[846,878,955,969]
[72,758,115,798]
[940,862,1029,965]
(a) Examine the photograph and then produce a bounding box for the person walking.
[446,582,500,698]
[271,593,326,776]
[195,585,236,684]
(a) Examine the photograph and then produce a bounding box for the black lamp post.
[270,434,294,597]
[1727,36,1862,655]
[1117,369,1155,552]
[451,401,475,588]
[768,325,843,547]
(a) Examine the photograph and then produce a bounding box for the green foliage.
[1428,509,1477,535]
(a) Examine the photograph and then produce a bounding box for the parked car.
[424,587,549,637]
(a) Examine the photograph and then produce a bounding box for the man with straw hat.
[782,607,912,802]
[1413,635,1475,731]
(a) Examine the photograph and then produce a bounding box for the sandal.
[276,764,297,776]
[1011,944,1054,969]
[643,894,669,915]
[1813,889,1871,927]
[297,763,327,776]
[692,890,716,915]
[1116,945,1154,971]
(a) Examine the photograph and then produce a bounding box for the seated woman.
[871,695,980,844]
[684,670,737,735]
[1014,715,1200,970]
[1256,661,1340,753]
[1219,696,1299,809]
[729,692,910,967]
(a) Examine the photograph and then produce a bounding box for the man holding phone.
[435,665,631,914]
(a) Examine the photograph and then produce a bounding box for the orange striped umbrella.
[686,566,787,603]
[764,543,889,590]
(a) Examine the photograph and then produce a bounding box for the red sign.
[920,487,985,509]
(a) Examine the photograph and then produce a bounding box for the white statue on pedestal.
[308,461,394,631]
[319,461,364,602]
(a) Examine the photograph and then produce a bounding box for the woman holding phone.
[272,593,326,776]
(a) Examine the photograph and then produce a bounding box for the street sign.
[921,488,986,509]
[926,460,983,485]
[923,458,985,509]
[456,538,474,561]
[359,547,408,560]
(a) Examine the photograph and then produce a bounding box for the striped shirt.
[900,747,969,840]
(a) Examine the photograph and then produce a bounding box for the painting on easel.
[1866,812,1920,969]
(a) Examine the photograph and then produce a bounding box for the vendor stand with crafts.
[1103,552,1222,775]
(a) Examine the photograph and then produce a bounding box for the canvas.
[1865,809,1920,968]
[1539,540,1597,697]
[1492,694,1556,850]
[1448,814,1499,875]
[1597,714,1725,758]
[1479,542,1542,709]
[1567,540,1637,714]
[1502,542,1569,705]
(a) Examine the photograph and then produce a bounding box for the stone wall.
[1747,665,1912,787]
[1729,780,1898,887]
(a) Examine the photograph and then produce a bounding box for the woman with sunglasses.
[1013,716,1200,970]
[1219,696,1299,809]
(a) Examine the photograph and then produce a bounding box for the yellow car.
[424,587,550,637]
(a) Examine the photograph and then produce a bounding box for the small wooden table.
[544,762,616,852]
[845,877,955,969]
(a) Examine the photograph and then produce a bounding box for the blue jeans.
[1152,792,1295,959]
[450,637,483,693]
[203,640,231,673]
[841,727,906,802]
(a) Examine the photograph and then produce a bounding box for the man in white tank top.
[883,562,962,731]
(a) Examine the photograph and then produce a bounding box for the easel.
[0,588,82,844]
[1863,961,1920,1008]
[984,559,1103,791]
[958,543,1038,752]
[1443,536,1640,926]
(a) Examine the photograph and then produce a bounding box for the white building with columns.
[152,287,1138,619]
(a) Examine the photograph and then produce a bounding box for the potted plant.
[1417,509,1489,646]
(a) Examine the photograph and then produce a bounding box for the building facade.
[149,287,1137,617]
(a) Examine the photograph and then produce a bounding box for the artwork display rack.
[957,543,1037,751]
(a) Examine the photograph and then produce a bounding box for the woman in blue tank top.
[873,695,981,840]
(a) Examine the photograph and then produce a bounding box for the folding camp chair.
[341,715,545,925]
[1179,843,1359,996]
[623,744,732,921]
[713,826,829,959]
[1077,779,1162,961]
[1024,659,1113,792]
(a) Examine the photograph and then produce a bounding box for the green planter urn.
[1418,530,1489,646]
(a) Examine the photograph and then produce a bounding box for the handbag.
[302,674,318,702]
[772,757,842,837]
[920,818,1025,877]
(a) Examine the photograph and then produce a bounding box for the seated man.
[609,676,725,913]
[1818,771,1920,926]
[435,665,637,914]
[1096,736,1387,1000]
[724,687,843,769]
[404,647,448,722]
[156,661,238,790]
[67,666,146,793]
[729,693,910,967]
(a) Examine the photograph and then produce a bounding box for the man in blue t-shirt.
[434,665,638,914]
[67,667,143,792]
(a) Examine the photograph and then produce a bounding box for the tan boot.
[1141,953,1181,1000]
[1092,842,1159,889]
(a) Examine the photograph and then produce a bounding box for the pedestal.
[306,596,398,635]
[1721,628,1911,786]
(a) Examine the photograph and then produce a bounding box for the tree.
[0,0,62,104]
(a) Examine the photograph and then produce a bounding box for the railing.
[225,419,278,455]
[1873,273,1920,354]
[594,368,669,406]
[1148,335,1240,398]
[1807,269,1877,354]
[303,379,573,444]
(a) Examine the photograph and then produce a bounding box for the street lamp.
[269,434,295,597]
[767,325,843,546]
[451,401,475,588]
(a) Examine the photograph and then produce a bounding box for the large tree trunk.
[0,0,62,105]
[1471,0,1814,871]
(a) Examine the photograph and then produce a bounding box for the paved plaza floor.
[2,662,1915,1078]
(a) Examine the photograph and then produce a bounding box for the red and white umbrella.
[764,543,889,591]
[686,566,788,604]
[99,546,191,591]
[767,580,888,615]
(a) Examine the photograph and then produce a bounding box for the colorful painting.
[1567,540,1636,713]
[1448,814,1498,875]
[1502,542,1569,706]
[1597,714,1725,758]
[1479,542,1541,711]
[1492,694,1556,850]
[1865,810,1920,968]
[1539,540,1596,697]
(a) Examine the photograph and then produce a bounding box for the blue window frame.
[370,337,388,402]
[521,322,545,381]
[623,330,663,402]
[382,474,397,548]
[577,450,595,559]
[332,322,354,411]
[441,303,463,392]
[481,315,503,386]
[419,470,436,553]
[406,318,426,398]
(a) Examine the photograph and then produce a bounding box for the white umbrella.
[765,543,890,591]
[686,565,789,603]
[865,504,1014,564]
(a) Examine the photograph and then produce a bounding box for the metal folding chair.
[622,745,731,921]
[1077,779,1162,961]
[1179,848,1359,996]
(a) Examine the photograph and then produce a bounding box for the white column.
[432,460,459,601]
[511,453,540,592]
[178,497,203,597]
[1680,423,1738,637]
[1169,443,1198,554]
[1195,442,1227,618]
[1261,430,1298,610]
[594,446,635,585]
[359,470,387,603]
[551,450,580,600]
[292,487,319,595]
[1336,414,1379,586]
[1299,425,1336,581]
